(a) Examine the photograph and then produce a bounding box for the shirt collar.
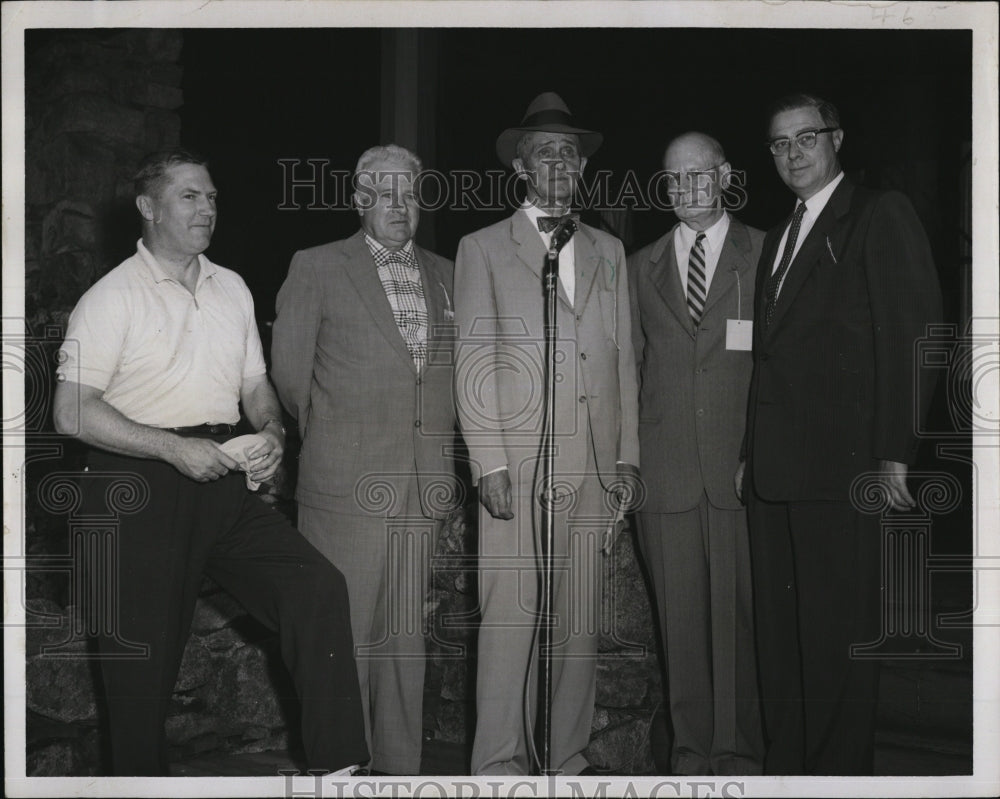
[520,202,578,246]
[137,239,216,284]
[676,211,730,254]
[801,171,845,218]
[520,201,574,225]
[364,233,416,266]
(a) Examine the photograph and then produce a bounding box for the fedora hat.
[495,91,603,167]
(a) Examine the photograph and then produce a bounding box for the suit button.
[414,420,422,428]
[695,368,704,375]
[579,395,587,403]
[580,352,587,360]
[696,409,704,417]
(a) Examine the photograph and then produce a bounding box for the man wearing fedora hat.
[454,91,640,776]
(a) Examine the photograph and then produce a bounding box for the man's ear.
[578,156,588,176]
[718,161,732,190]
[512,157,526,178]
[832,129,844,153]
[136,194,156,222]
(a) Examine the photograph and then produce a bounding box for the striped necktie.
[764,202,807,328]
[687,231,707,325]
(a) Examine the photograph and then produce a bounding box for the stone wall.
[25,29,183,332]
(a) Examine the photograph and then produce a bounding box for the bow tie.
[537,213,580,233]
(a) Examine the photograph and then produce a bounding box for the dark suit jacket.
[629,216,764,513]
[745,178,942,502]
[271,230,457,517]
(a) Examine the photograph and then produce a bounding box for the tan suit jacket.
[454,209,639,487]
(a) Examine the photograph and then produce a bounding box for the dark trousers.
[83,447,369,776]
[746,494,881,775]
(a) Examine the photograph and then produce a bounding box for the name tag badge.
[726,319,752,351]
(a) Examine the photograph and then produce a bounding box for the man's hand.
[245,426,285,484]
[169,437,239,482]
[878,459,916,511]
[615,462,642,511]
[734,460,746,503]
[480,469,514,520]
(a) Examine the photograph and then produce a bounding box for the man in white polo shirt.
[53,149,368,776]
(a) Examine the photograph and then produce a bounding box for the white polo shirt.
[57,240,266,427]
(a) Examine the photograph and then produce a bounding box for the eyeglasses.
[767,128,838,156]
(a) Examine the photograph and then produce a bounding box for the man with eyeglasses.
[741,93,942,774]
[628,132,764,775]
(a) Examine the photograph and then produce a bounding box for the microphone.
[547,216,578,256]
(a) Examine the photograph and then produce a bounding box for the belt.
[168,423,237,436]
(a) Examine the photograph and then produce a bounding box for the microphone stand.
[538,217,576,775]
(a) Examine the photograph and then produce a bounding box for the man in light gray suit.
[454,92,640,776]
[271,144,458,776]
[628,132,764,775]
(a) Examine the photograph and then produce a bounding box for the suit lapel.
[766,179,854,337]
[416,247,452,362]
[416,247,441,324]
[342,230,418,372]
[573,225,601,310]
[648,226,695,337]
[512,209,573,309]
[702,217,754,318]
[754,228,782,348]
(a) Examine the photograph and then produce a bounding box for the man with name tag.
[628,132,764,775]
[742,93,942,774]
[52,148,368,776]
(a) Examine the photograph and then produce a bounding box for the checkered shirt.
[365,234,428,371]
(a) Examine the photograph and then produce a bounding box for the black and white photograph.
[3,2,998,797]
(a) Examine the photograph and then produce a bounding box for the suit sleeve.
[454,234,508,484]
[270,250,321,435]
[865,191,943,464]
[615,239,641,468]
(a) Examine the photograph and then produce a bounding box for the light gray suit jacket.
[628,216,763,513]
[271,230,458,518]
[454,209,639,490]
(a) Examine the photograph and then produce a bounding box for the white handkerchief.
[219,433,268,490]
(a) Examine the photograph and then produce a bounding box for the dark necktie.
[687,231,707,325]
[537,213,580,233]
[764,202,806,328]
